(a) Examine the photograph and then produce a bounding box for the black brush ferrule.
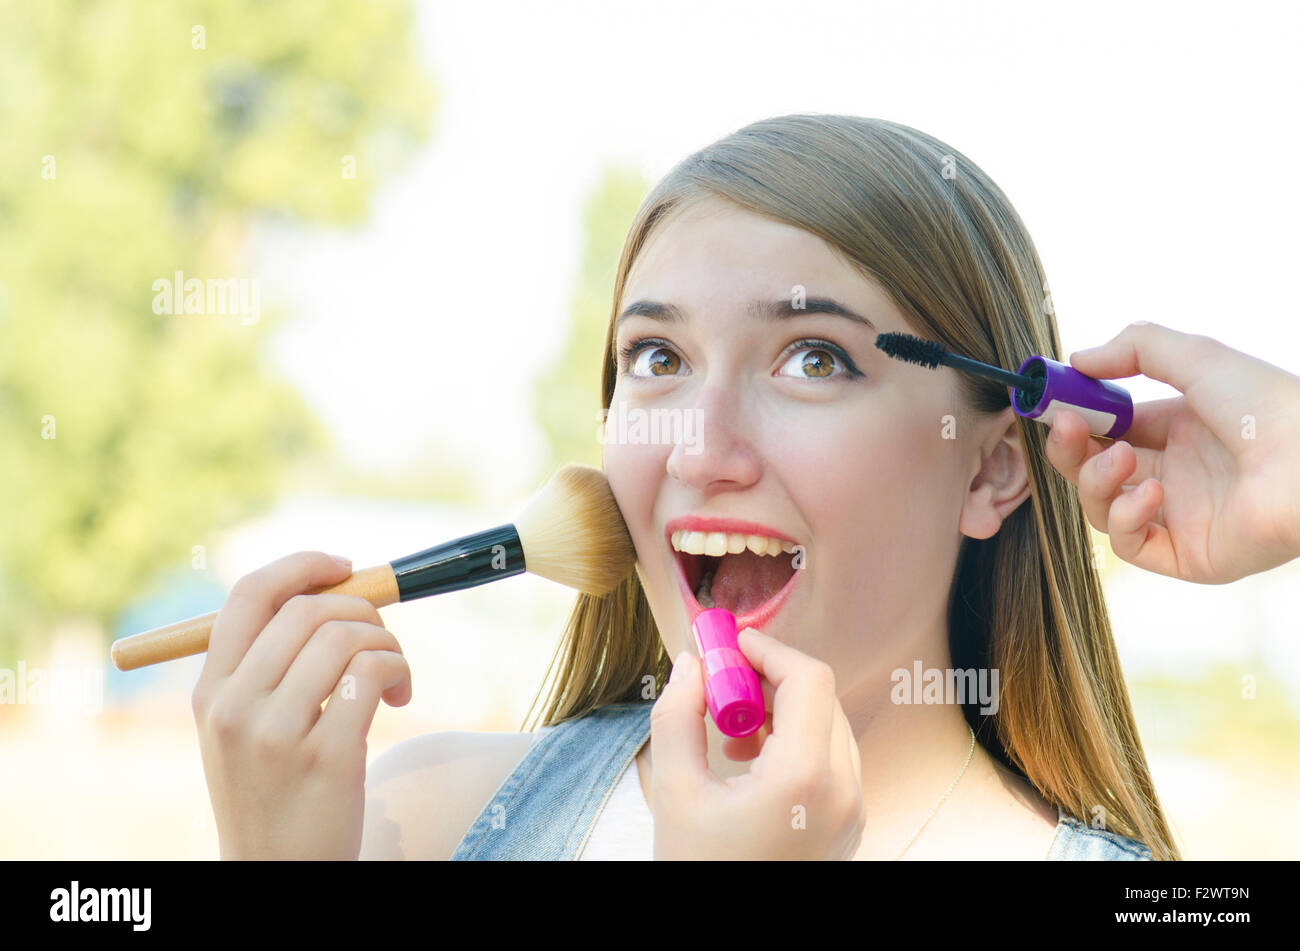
[389,523,525,601]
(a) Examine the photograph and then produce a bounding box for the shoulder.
[359,703,652,860]
[1048,811,1154,861]
[360,729,536,860]
[965,754,1153,860]
[917,746,1061,859]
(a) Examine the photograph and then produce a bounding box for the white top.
[530,726,654,860]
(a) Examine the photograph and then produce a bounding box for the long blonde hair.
[521,114,1179,860]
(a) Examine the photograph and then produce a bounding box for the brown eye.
[777,346,842,379]
[632,346,682,377]
[801,350,834,377]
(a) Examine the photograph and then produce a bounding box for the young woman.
[451,113,1172,861]
[194,115,1300,861]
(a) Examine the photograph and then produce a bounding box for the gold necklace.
[894,723,976,860]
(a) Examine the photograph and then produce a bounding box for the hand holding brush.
[112,464,635,670]
[177,464,633,860]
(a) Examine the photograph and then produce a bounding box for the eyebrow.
[615,297,876,332]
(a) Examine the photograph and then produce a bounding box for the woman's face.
[603,195,1028,698]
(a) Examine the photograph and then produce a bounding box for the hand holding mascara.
[1051,322,1300,583]
[879,322,1300,583]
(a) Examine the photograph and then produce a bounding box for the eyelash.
[617,336,865,379]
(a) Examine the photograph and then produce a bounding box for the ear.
[958,406,1033,540]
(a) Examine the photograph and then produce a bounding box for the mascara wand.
[875,332,1133,439]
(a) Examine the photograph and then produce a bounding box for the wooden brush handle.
[110,563,401,671]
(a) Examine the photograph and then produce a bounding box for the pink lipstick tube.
[690,608,765,737]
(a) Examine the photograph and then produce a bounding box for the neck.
[837,653,985,857]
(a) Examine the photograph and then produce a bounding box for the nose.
[665,381,762,492]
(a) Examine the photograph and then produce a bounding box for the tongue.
[709,550,794,618]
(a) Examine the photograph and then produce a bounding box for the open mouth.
[667,526,803,631]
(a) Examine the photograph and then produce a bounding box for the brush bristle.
[514,464,636,595]
[875,332,946,369]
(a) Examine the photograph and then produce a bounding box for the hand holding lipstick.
[1044,321,1300,584]
[650,627,865,860]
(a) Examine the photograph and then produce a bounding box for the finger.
[749,694,859,841]
[312,650,412,749]
[1120,396,1182,451]
[1051,397,1182,454]
[1076,440,1163,533]
[650,652,713,795]
[1047,408,1162,487]
[236,593,385,694]
[205,552,353,681]
[1067,321,1219,394]
[1070,325,1286,452]
[1045,407,1108,485]
[722,708,773,761]
[272,621,405,737]
[735,628,833,765]
[1107,479,1181,577]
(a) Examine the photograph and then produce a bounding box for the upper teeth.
[671,530,794,557]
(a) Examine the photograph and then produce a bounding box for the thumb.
[651,651,710,792]
[1069,320,1216,394]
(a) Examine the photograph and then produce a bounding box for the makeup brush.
[110,464,636,671]
[874,331,1133,439]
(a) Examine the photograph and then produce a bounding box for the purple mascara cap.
[1011,355,1133,439]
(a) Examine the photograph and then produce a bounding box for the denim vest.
[450,699,1154,860]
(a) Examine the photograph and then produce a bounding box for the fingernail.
[330,554,353,568]
[1050,424,1062,444]
[1099,449,1112,472]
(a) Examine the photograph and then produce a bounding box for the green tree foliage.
[531,167,648,483]
[0,0,435,655]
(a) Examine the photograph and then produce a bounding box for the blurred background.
[1,0,1296,859]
